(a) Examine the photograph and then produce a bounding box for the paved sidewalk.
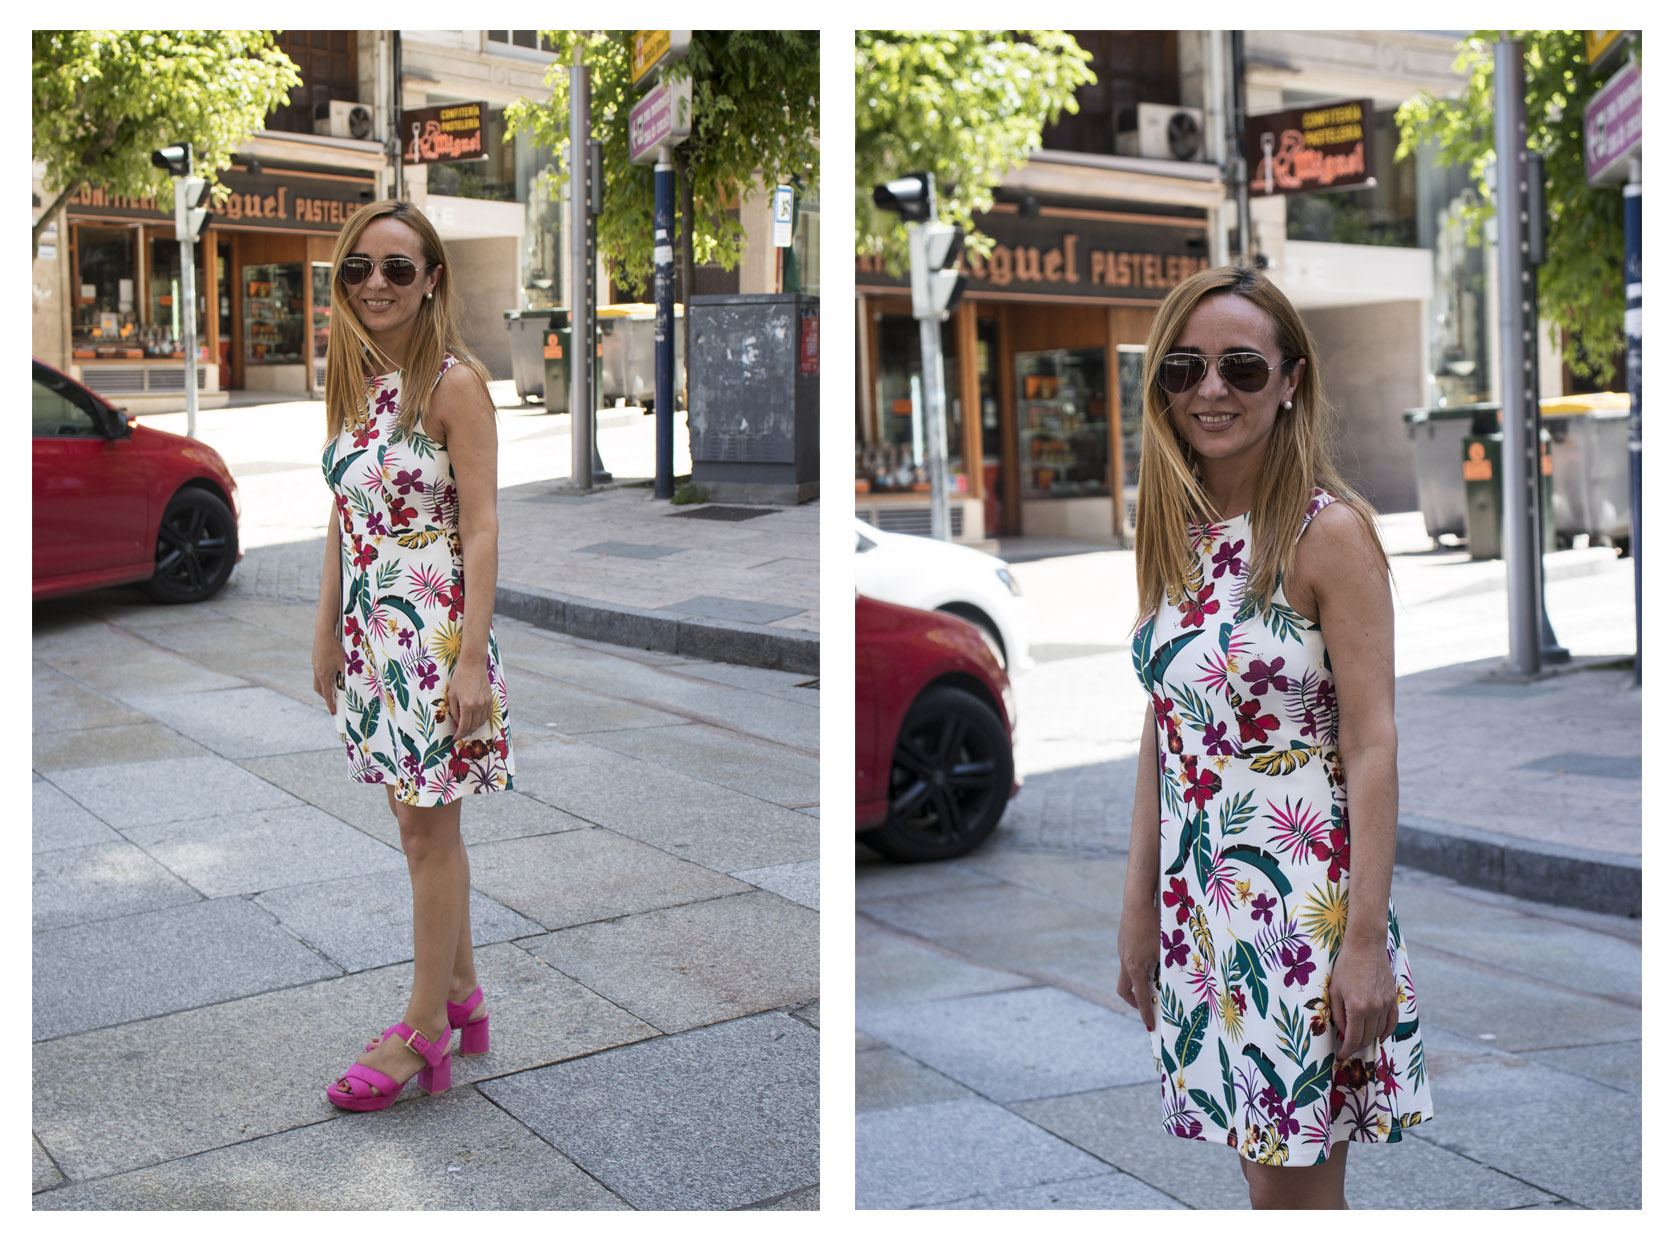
[33,589,819,1209]
[131,383,819,673]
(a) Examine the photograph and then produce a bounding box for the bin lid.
[1405,401,1498,423]
[1539,391,1630,415]
[596,302,684,320]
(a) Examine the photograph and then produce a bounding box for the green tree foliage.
[1396,31,1639,383]
[506,31,819,299]
[31,30,302,257]
[856,30,1096,271]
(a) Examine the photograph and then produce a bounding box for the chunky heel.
[416,1052,452,1095]
[459,1015,490,1056]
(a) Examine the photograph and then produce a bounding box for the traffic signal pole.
[569,51,595,491]
[654,156,675,499]
[153,142,207,439]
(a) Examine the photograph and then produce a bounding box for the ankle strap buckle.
[401,1025,433,1055]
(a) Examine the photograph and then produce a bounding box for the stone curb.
[1395,813,1640,918]
[496,582,819,676]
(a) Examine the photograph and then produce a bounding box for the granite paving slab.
[47,755,301,830]
[740,1184,819,1210]
[32,897,338,1041]
[1405,948,1641,1052]
[584,721,818,804]
[32,1135,64,1194]
[32,841,203,932]
[576,541,683,559]
[1522,1039,1641,1094]
[521,891,819,1033]
[33,1089,629,1210]
[124,684,342,759]
[468,828,751,929]
[31,780,123,854]
[41,648,251,706]
[500,672,687,735]
[479,1012,817,1211]
[32,941,656,1182]
[664,596,804,624]
[663,658,822,703]
[856,1047,976,1114]
[856,921,1031,1016]
[855,858,996,901]
[954,853,1136,914]
[122,804,406,898]
[1412,1028,1641,1208]
[31,721,212,772]
[512,736,819,871]
[940,1171,1183,1210]
[856,986,1153,1103]
[856,1097,1111,1209]
[252,870,544,973]
[32,663,150,732]
[733,859,819,910]
[792,999,819,1028]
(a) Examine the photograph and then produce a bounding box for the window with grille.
[486,31,558,53]
[269,31,359,135]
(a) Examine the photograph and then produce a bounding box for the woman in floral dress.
[310,201,514,1111]
[1114,266,1434,1207]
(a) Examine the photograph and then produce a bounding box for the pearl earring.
[1282,400,1293,411]
[424,292,434,301]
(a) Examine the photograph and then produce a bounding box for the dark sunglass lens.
[339,259,372,285]
[1221,355,1270,392]
[1158,355,1204,393]
[382,260,418,286]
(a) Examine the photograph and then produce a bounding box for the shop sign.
[1586,31,1629,72]
[1245,99,1376,197]
[1584,60,1640,186]
[799,306,819,376]
[856,207,1210,303]
[401,102,487,166]
[629,77,693,164]
[67,167,376,234]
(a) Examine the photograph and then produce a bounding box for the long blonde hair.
[323,199,491,443]
[1133,265,1387,628]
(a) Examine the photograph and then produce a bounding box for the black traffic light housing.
[151,143,193,178]
[872,172,933,222]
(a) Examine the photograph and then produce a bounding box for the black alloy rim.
[888,709,1002,845]
[155,500,232,595]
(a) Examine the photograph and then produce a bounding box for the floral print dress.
[322,355,515,807]
[1131,488,1434,1165]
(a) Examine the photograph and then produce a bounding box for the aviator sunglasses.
[1156,350,1296,395]
[338,256,436,287]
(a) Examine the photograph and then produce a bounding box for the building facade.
[31,29,815,412]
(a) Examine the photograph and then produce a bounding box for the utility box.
[686,293,820,505]
[1461,430,1558,561]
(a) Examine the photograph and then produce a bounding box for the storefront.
[62,163,377,407]
[856,199,1210,543]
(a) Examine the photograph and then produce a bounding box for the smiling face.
[1163,292,1303,471]
[342,216,440,346]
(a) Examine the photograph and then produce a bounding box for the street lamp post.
[151,143,209,438]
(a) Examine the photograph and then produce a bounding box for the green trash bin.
[1403,402,1501,545]
[1461,430,1558,560]
[541,310,571,415]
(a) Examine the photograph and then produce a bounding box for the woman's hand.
[1330,940,1400,1059]
[447,660,492,738]
[1115,895,1161,1032]
[311,629,345,713]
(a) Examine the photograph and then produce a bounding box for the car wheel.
[935,606,1006,669]
[861,685,1013,861]
[142,488,238,604]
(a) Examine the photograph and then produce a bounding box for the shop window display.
[243,263,306,364]
[1017,346,1109,499]
[859,314,963,494]
[71,225,139,359]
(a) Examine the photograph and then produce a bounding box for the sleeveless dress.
[321,354,515,807]
[1131,488,1434,1166]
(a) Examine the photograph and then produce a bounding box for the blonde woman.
[1113,266,1434,1206]
[310,200,515,1111]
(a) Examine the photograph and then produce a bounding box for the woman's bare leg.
[1240,1138,1349,1209]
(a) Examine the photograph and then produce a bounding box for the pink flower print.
[1163,876,1195,925]
[1279,943,1315,988]
[343,616,362,642]
[351,420,381,449]
[417,659,440,692]
[1236,698,1279,744]
[387,496,418,529]
[1202,720,1235,755]
[374,386,399,418]
[1161,927,1189,968]
[365,511,389,537]
[1251,892,1276,924]
[393,468,426,495]
[397,628,414,649]
[352,540,378,570]
[1308,824,1352,882]
[1243,657,1292,695]
[1178,582,1220,629]
[1211,537,1246,579]
[443,581,465,622]
[1181,754,1221,811]
[345,649,363,677]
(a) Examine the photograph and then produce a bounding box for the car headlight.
[996,567,1021,597]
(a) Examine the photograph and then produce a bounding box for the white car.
[854,518,1033,673]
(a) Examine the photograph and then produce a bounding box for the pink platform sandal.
[448,985,490,1056]
[327,1021,452,1112]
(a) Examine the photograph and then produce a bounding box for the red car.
[33,359,240,603]
[856,593,1019,861]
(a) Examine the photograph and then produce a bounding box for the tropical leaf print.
[377,594,427,636]
[1221,844,1294,900]
[429,620,463,673]
[374,559,401,594]
[1290,1054,1333,1107]
[1220,1042,1237,1118]
[1164,813,1196,878]
[1241,1044,1288,1100]
[1248,742,1318,777]
[1252,915,1308,972]
[1187,905,1214,964]
[396,528,446,550]
[1189,809,1214,892]
[1189,1088,1229,1129]
[384,658,411,711]
[328,448,367,488]
[1158,982,1188,1031]
[1229,937,1270,1018]
[1167,680,1217,732]
[1284,668,1321,725]
[1159,759,1184,816]
[407,562,451,608]
[1219,789,1258,838]
[1147,630,1201,688]
[1176,1001,1210,1067]
[1194,646,1233,695]
[1262,600,1310,644]
[1405,1039,1428,1087]
[1275,997,1311,1069]
[1264,795,1330,863]
[1301,881,1349,955]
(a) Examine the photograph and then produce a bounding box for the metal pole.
[1494,37,1540,674]
[1230,31,1252,264]
[920,311,952,541]
[391,32,404,201]
[588,138,610,482]
[654,155,675,498]
[178,187,199,440]
[569,51,593,491]
[1625,159,1642,685]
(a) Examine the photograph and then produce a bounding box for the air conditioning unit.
[1116,103,1205,161]
[314,100,375,141]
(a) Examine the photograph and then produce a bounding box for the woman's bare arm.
[1126,702,1162,906]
